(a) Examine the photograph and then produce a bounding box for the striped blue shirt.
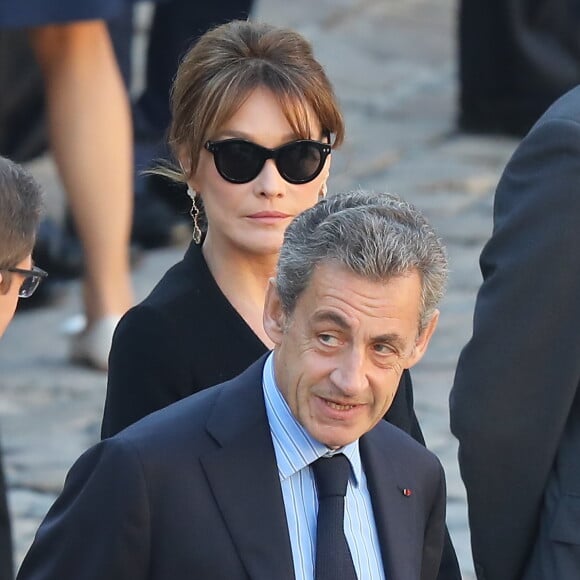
[262,353,386,580]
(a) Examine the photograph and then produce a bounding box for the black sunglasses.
[5,266,48,298]
[204,138,332,185]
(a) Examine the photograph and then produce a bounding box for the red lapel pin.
[402,488,412,497]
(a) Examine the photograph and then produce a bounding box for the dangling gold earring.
[187,187,202,244]
[319,182,328,200]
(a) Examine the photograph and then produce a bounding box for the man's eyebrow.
[310,310,350,330]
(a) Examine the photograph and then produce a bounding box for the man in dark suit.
[0,156,45,580]
[17,190,448,580]
[450,86,580,579]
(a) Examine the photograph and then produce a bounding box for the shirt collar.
[262,352,362,487]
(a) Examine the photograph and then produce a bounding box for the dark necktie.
[312,454,358,580]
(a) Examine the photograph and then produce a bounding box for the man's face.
[0,254,31,337]
[264,262,438,449]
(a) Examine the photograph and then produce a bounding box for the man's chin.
[309,424,363,450]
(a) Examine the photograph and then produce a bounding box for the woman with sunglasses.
[102,18,428,449]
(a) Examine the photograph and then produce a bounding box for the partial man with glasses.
[0,155,45,580]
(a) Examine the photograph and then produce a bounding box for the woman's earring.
[319,182,328,200]
[187,187,202,244]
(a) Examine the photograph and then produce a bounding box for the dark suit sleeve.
[450,117,580,579]
[17,439,150,580]
[102,304,189,438]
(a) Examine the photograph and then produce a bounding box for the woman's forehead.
[214,86,322,137]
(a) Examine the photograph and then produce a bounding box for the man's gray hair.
[276,190,448,333]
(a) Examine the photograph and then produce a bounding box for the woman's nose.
[253,159,285,198]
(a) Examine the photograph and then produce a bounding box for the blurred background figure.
[458,0,580,136]
[0,156,44,580]
[0,1,153,370]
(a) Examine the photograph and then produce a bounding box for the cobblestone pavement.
[0,1,521,577]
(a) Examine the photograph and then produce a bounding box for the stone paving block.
[9,489,55,570]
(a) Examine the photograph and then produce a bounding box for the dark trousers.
[459,0,580,135]
[0,30,45,162]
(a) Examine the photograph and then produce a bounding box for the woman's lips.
[247,211,292,224]
[248,211,291,218]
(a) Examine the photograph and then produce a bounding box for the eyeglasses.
[4,266,48,298]
[204,138,332,185]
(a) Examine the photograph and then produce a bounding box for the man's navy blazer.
[18,356,446,580]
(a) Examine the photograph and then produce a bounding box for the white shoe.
[69,315,121,371]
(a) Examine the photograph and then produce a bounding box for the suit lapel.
[361,426,417,580]
[200,357,295,580]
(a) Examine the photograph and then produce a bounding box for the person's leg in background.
[458,0,580,136]
[137,0,254,145]
[458,0,513,133]
[29,20,134,369]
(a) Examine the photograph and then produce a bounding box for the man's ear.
[406,309,440,369]
[263,278,287,346]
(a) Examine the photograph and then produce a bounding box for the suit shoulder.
[115,381,225,447]
[372,420,443,471]
[139,256,200,312]
[112,249,209,346]
[536,85,580,126]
